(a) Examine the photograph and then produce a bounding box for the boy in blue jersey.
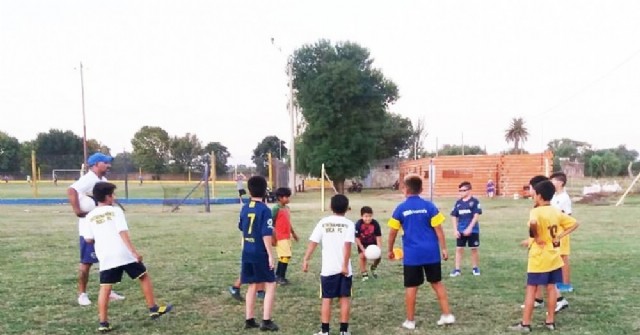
[450,181,483,277]
[238,176,279,331]
[387,174,455,330]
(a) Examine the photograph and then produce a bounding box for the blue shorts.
[527,268,563,286]
[100,262,147,285]
[241,261,275,284]
[320,273,352,299]
[79,236,98,264]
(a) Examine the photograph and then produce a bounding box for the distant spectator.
[236,174,247,205]
[3,175,8,183]
[53,173,58,186]
[486,179,495,198]
[139,175,143,186]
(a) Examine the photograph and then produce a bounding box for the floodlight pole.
[80,62,88,172]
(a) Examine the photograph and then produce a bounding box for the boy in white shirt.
[303,194,355,335]
[550,172,574,293]
[84,182,172,332]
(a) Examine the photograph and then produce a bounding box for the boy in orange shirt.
[272,187,298,285]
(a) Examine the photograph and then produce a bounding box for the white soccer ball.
[364,245,382,260]
[79,196,97,213]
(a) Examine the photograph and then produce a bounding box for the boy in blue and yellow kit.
[509,180,579,332]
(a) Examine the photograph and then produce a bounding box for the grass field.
[1,190,639,335]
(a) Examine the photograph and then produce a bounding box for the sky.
[1,0,639,166]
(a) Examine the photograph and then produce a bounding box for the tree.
[377,113,414,159]
[33,129,84,173]
[86,139,111,155]
[292,40,398,193]
[504,117,529,154]
[409,117,428,160]
[204,142,231,177]
[111,151,139,175]
[0,131,22,174]
[252,136,288,176]
[169,133,203,173]
[547,138,591,171]
[131,126,170,175]
[438,144,487,156]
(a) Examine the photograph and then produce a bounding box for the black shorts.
[241,261,276,284]
[456,233,480,248]
[320,273,352,298]
[100,262,147,285]
[238,189,247,196]
[403,263,442,287]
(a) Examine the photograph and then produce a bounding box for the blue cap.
[87,153,113,166]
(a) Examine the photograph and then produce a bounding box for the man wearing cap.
[67,152,125,306]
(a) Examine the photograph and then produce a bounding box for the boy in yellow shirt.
[509,180,579,332]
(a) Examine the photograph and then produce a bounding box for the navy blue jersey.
[354,219,382,246]
[238,200,274,263]
[450,196,482,233]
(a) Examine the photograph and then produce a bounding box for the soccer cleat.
[508,322,532,332]
[436,314,455,326]
[276,277,290,286]
[544,322,556,330]
[98,322,112,333]
[78,292,91,306]
[149,304,173,319]
[361,274,369,282]
[256,290,266,300]
[313,332,329,335]
[109,291,125,301]
[245,319,260,329]
[259,320,279,331]
[555,298,569,313]
[402,319,416,330]
[228,286,243,301]
[472,267,481,276]
[521,300,544,309]
[450,269,461,277]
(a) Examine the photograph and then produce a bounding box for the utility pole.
[287,59,296,194]
[79,62,88,172]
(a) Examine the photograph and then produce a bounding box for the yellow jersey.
[527,205,576,273]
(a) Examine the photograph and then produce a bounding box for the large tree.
[438,144,487,156]
[0,131,22,174]
[377,113,414,159]
[547,138,591,171]
[131,126,170,175]
[252,136,288,176]
[292,40,398,192]
[504,117,529,154]
[169,133,203,173]
[33,129,84,173]
[204,141,231,176]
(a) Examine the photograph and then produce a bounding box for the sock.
[280,262,289,279]
[257,290,265,295]
[321,323,330,333]
[535,298,544,304]
[557,296,565,302]
[275,262,284,278]
[262,319,272,325]
[340,322,349,332]
[149,305,159,312]
[99,321,109,327]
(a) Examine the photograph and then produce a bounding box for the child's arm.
[451,215,460,238]
[119,230,142,262]
[355,237,365,252]
[376,236,382,248]
[291,226,299,242]
[556,222,579,241]
[529,220,544,247]
[387,228,398,259]
[302,241,318,272]
[262,234,274,270]
[342,241,352,275]
[434,225,449,261]
[463,213,480,236]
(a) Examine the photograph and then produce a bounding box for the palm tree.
[505,117,529,154]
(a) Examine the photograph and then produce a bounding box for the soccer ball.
[364,245,381,260]
[79,195,97,213]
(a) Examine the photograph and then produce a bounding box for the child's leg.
[233,276,242,288]
[138,273,156,308]
[245,283,257,320]
[430,281,451,315]
[321,298,332,324]
[404,287,418,321]
[546,284,558,323]
[262,282,276,321]
[78,263,92,294]
[358,253,367,275]
[97,284,112,323]
[521,285,537,325]
[277,257,290,280]
[561,255,570,285]
[454,247,463,270]
[470,248,479,268]
[372,256,381,269]
[339,297,351,332]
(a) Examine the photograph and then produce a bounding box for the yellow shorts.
[276,239,292,258]
[560,235,570,256]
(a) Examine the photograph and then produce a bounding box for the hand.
[133,252,143,262]
[292,233,299,242]
[341,265,349,276]
[520,239,530,248]
[75,210,88,218]
[302,259,309,272]
[387,250,395,260]
[455,231,461,239]
[441,249,449,261]
[463,229,472,236]
[268,256,274,270]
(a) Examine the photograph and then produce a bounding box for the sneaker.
[370,265,378,279]
[520,300,544,309]
[77,293,91,306]
[340,332,351,335]
[402,319,416,330]
[544,322,556,330]
[313,332,329,335]
[508,322,531,332]
[149,304,173,319]
[109,291,125,301]
[245,319,260,329]
[228,286,243,301]
[362,275,369,282]
[450,269,461,277]
[259,320,279,331]
[472,267,481,276]
[97,322,112,333]
[256,291,266,300]
[436,314,455,326]
[555,298,569,313]
[277,277,290,286]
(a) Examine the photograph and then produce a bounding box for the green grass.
[1,191,639,334]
